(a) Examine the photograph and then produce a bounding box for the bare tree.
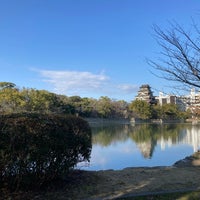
[148,21,200,91]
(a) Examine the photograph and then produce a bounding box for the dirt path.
[34,165,200,200]
[89,166,200,199]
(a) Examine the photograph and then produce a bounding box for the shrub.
[0,113,92,190]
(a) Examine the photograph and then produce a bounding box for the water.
[78,123,200,171]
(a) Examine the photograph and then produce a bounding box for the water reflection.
[82,123,200,170]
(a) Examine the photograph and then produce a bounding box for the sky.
[0,0,200,101]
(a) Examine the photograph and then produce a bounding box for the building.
[184,88,200,107]
[180,88,200,117]
[135,84,156,104]
[155,92,186,111]
[135,85,200,112]
[155,88,200,112]
[155,92,176,106]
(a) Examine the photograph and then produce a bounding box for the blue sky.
[0,0,199,101]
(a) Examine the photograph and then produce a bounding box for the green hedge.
[0,113,92,190]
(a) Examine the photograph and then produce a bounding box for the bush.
[0,113,92,190]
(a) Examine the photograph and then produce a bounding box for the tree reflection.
[92,124,130,146]
[91,123,198,158]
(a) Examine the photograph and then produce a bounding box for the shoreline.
[74,151,200,199]
[84,117,199,125]
[63,151,200,199]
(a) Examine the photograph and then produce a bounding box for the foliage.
[129,100,153,119]
[20,89,60,113]
[129,99,187,120]
[153,103,180,120]
[0,88,25,113]
[0,87,63,114]
[0,81,190,120]
[0,113,92,190]
[0,82,130,118]
[96,96,114,118]
[0,82,16,90]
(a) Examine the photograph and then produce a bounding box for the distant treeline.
[0,82,190,120]
[0,82,129,118]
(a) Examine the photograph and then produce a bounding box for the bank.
[2,151,200,200]
[84,117,197,125]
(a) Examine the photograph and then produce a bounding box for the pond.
[78,122,200,171]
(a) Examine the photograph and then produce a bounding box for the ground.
[1,151,200,200]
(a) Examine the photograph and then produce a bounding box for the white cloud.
[34,69,138,99]
[117,84,139,94]
[37,69,109,93]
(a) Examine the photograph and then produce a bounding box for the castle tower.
[135,84,155,104]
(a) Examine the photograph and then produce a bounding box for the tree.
[153,103,180,120]
[0,88,25,113]
[129,99,153,119]
[148,21,200,90]
[96,96,113,118]
[21,89,59,113]
[67,96,82,116]
[0,82,16,90]
[112,100,129,118]
[80,97,93,117]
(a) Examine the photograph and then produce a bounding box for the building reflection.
[135,124,200,158]
[92,123,200,159]
[185,126,200,152]
[136,141,155,158]
[157,126,200,152]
